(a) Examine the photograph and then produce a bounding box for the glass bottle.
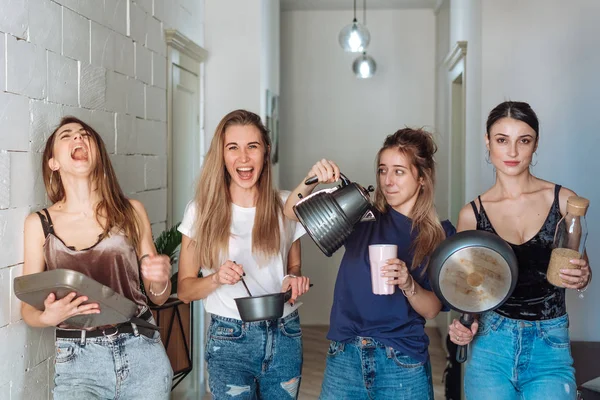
[547,196,589,287]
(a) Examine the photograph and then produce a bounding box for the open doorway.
[165,29,207,400]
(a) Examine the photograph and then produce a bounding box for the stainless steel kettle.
[293,173,375,257]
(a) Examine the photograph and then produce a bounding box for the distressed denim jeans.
[319,337,434,400]
[53,329,173,399]
[205,310,303,399]
[464,312,576,400]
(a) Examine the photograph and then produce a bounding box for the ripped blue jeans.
[205,310,302,399]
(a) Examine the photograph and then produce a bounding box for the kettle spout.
[360,209,376,222]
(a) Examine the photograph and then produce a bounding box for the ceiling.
[281,0,438,12]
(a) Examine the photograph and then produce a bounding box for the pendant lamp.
[352,52,376,79]
[338,0,370,53]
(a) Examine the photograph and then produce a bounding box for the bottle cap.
[566,196,590,216]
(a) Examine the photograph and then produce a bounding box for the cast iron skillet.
[428,230,518,363]
[235,284,313,322]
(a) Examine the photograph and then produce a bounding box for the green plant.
[154,223,182,294]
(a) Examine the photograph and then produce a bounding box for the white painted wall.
[280,9,436,325]
[480,0,600,342]
[204,0,281,181]
[435,0,600,341]
[0,1,204,397]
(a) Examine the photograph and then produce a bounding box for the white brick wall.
[0,0,204,398]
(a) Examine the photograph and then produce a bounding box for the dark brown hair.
[486,101,539,143]
[42,116,140,248]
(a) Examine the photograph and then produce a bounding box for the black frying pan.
[429,230,518,363]
[234,284,313,322]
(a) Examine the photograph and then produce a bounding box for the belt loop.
[131,322,139,337]
[80,330,86,346]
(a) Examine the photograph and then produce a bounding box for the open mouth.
[236,167,254,180]
[71,145,89,161]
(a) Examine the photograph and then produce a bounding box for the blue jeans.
[319,337,434,400]
[53,329,173,399]
[205,310,303,399]
[465,312,576,400]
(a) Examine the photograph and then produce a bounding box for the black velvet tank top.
[470,185,566,321]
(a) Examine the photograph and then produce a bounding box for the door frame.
[165,29,208,398]
[165,29,208,228]
[444,41,467,225]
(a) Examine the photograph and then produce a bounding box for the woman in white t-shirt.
[177,109,310,399]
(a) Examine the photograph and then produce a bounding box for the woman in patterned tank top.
[447,101,592,400]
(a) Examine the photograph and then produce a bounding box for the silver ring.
[455,335,460,341]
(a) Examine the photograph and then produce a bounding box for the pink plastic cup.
[368,244,397,295]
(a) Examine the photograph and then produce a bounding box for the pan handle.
[283,284,314,303]
[456,313,474,363]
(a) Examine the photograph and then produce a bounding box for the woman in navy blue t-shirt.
[285,128,455,399]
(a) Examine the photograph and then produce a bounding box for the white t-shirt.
[178,191,306,320]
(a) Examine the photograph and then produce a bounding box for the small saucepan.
[234,284,313,322]
[428,230,519,363]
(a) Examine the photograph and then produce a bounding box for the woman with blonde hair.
[177,109,310,399]
[21,116,173,399]
[285,128,455,399]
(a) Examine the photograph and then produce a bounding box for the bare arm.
[176,235,244,303]
[283,159,340,220]
[177,235,219,303]
[382,258,442,319]
[281,239,310,303]
[406,281,443,320]
[556,186,592,288]
[456,202,477,232]
[131,199,171,306]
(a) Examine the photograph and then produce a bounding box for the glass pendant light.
[338,0,370,53]
[352,52,376,79]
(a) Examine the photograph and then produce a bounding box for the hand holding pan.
[428,230,518,363]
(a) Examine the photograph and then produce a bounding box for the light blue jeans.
[205,310,303,399]
[319,337,434,400]
[465,312,576,400]
[53,329,173,399]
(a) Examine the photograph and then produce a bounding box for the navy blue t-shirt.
[327,207,456,363]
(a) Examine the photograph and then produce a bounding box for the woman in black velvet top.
[448,101,592,400]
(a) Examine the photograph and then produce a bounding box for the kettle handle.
[305,173,350,186]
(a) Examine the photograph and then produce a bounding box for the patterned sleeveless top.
[37,209,148,316]
[470,185,566,321]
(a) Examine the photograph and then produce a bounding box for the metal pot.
[428,230,519,363]
[293,173,374,257]
[234,284,313,322]
[235,290,293,322]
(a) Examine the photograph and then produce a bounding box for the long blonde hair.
[42,116,141,248]
[374,128,445,271]
[191,109,282,269]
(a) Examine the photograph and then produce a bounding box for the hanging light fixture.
[338,0,370,53]
[352,52,376,79]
